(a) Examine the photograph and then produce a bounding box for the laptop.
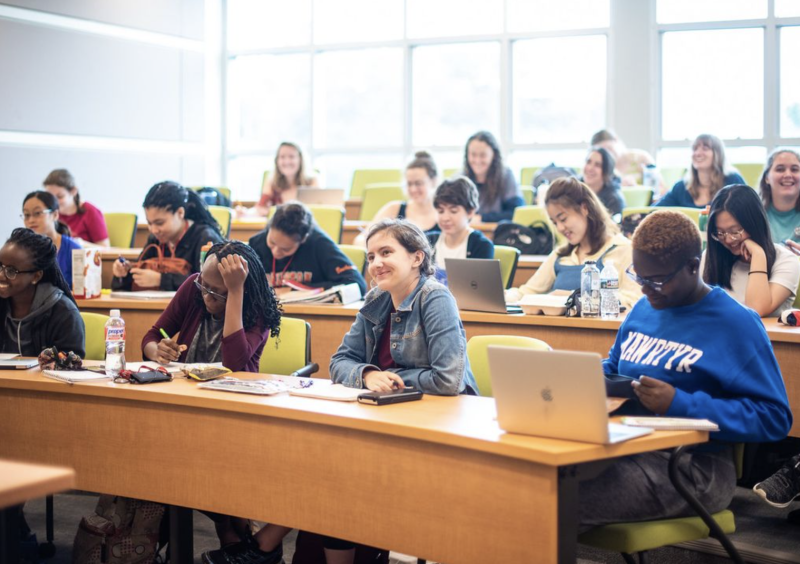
[297,188,345,206]
[0,359,39,370]
[487,346,653,444]
[445,258,522,314]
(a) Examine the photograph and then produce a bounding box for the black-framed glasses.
[710,228,745,243]
[194,278,227,302]
[625,260,693,293]
[0,264,40,280]
[20,210,53,221]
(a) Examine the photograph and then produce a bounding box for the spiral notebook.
[42,370,110,384]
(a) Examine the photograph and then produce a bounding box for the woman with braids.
[112,181,225,291]
[43,168,110,246]
[21,190,82,289]
[0,228,85,358]
[461,130,523,222]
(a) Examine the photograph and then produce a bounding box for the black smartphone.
[357,387,423,406]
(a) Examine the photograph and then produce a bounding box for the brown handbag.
[131,243,191,291]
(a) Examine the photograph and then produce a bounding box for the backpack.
[531,163,577,188]
[73,495,165,564]
[195,187,232,208]
[620,211,652,239]
[493,221,554,255]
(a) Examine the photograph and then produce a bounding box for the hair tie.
[748,270,768,276]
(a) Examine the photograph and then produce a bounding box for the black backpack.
[493,221,554,255]
[195,187,232,208]
[621,211,653,239]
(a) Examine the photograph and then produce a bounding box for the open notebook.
[42,370,110,384]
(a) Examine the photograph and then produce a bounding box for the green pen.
[159,328,171,340]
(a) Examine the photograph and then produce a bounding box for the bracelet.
[748,270,768,275]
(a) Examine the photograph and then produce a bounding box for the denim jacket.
[330,276,476,395]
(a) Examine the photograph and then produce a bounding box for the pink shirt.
[59,201,108,243]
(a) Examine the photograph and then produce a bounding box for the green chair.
[494,245,521,289]
[103,213,138,248]
[466,335,551,397]
[670,206,702,225]
[308,205,345,243]
[660,167,686,190]
[512,205,562,245]
[350,169,403,199]
[520,186,535,205]
[259,317,315,376]
[209,205,233,238]
[442,167,461,179]
[80,312,110,361]
[732,163,763,188]
[520,166,541,187]
[794,257,800,309]
[621,186,653,208]
[339,244,367,276]
[621,206,656,220]
[360,185,405,221]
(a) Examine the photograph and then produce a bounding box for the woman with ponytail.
[0,228,85,357]
[112,181,225,291]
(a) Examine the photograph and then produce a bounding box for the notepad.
[42,370,110,384]
[109,291,176,300]
[621,417,719,432]
[288,383,365,402]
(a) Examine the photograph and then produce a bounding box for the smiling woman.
[760,148,800,244]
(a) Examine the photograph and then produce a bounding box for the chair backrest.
[669,206,702,225]
[308,205,345,243]
[103,213,138,248]
[442,167,461,179]
[520,186,535,205]
[732,163,763,188]
[795,257,800,309]
[660,166,686,189]
[494,245,521,289]
[339,244,367,276]
[208,205,233,238]
[621,206,656,219]
[259,317,312,375]
[466,335,551,397]
[520,166,540,187]
[621,186,653,208]
[359,185,405,221]
[81,312,110,361]
[511,205,563,244]
[350,169,403,199]
[189,186,232,201]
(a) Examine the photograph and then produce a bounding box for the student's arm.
[111,238,160,290]
[353,201,402,247]
[48,300,86,359]
[741,241,794,316]
[312,238,368,296]
[468,231,494,259]
[330,310,381,388]
[505,251,558,302]
[141,276,195,363]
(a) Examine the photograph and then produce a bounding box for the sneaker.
[753,454,800,508]
[201,535,284,564]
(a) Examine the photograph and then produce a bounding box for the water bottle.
[643,164,658,191]
[105,309,126,378]
[599,260,620,319]
[580,261,600,318]
[698,205,710,251]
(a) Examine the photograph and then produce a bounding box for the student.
[580,147,625,219]
[462,131,523,222]
[426,177,494,284]
[590,129,658,189]
[505,177,639,309]
[248,202,367,296]
[0,228,85,357]
[43,168,110,246]
[702,184,799,318]
[580,210,792,531]
[655,134,744,208]
[759,148,800,245]
[22,191,82,289]
[354,151,440,246]
[240,142,317,217]
[754,453,800,513]
[111,181,224,291]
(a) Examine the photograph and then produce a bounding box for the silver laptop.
[297,188,345,206]
[445,258,522,314]
[487,347,653,444]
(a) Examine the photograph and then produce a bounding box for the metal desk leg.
[0,506,20,564]
[168,505,193,564]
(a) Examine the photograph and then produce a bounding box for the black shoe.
[201,535,284,564]
[753,453,800,508]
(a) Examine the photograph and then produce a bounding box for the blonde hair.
[685,134,727,201]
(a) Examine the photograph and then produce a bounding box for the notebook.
[621,417,719,432]
[109,291,177,300]
[42,370,110,384]
[0,359,39,370]
[488,347,653,444]
[445,258,523,314]
[288,383,365,402]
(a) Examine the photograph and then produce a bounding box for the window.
[780,27,800,138]
[407,0,503,38]
[657,0,766,24]
[506,0,609,32]
[313,0,403,44]
[226,0,311,51]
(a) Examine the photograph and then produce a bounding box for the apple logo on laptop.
[541,387,553,402]
[470,280,478,290]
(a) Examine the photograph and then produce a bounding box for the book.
[42,369,110,384]
[621,417,720,432]
[279,283,362,305]
[109,291,177,300]
[288,383,365,402]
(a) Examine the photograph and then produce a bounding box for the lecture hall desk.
[0,369,707,564]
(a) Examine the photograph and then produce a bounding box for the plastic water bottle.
[105,309,126,378]
[580,261,600,318]
[643,164,658,191]
[698,205,710,251]
[599,260,620,319]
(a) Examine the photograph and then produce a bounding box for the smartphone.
[357,387,423,406]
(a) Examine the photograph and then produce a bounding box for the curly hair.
[545,177,618,257]
[203,240,281,339]
[632,210,701,264]
[365,218,435,277]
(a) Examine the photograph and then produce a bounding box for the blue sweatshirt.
[655,172,745,208]
[603,288,792,443]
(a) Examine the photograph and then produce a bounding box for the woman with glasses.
[43,168,110,246]
[580,210,791,531]
[702,184,799,317]
[21,191,82,289]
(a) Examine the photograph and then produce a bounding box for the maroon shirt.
[376,310,397,370]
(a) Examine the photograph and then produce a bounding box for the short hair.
[433,177,479,212]
[545,177,618,257]
[590,129,617,146]
[760,148,800,212]
[632,210,701,264]
[365,218,434,277]
[270,201,314,242]
[407,150,437,180]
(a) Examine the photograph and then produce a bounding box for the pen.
[159,328,171,340]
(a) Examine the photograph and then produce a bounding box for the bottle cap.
[110,309,120,317]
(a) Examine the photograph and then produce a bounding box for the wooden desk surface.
[0,459,75,509]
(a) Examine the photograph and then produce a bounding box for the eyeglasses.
[0,264,40,280]
[20,210,53,221]
[194,278,227,302]
[710,228,745,243]
[625,261,693,293]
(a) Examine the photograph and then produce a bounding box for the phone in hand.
[357,387,423,406]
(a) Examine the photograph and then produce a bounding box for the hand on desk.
[632,376,675,415]
[363,370,405,392]
[130,268,162,288]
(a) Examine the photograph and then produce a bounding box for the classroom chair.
[494,245,521,289]
[511,205,563,244]
[466,335,551,397]
[520,185,535,205]
[520,166,541,187]
[259,317,314,376]
[308,205,345,243]
[260,170,272,195]
[732,163,763,188]
[103,213,138,248]
[209,205,233,238]
[442,167,461,179]
[621,207,656,220]
[350,169,403,199]
[795,257,800,309]
[659,167,686,190]
[621,186,653,208]
[622,206,699,225]
[359,184,405,221]
[80,312,110,362]
[339,244,367,276]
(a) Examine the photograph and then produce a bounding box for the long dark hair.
[463,131,505,209]
[43,169,84,214]
[23,191,71,236]
[589,147,616,190]
[143,181,222,234]
[202,240,281,338]
[703,184,776,290]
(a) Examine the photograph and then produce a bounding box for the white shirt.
[434,229,472,270]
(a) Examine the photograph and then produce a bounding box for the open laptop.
[445,258,522,314]
[487,346,653,444]
[297,188,345,206]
